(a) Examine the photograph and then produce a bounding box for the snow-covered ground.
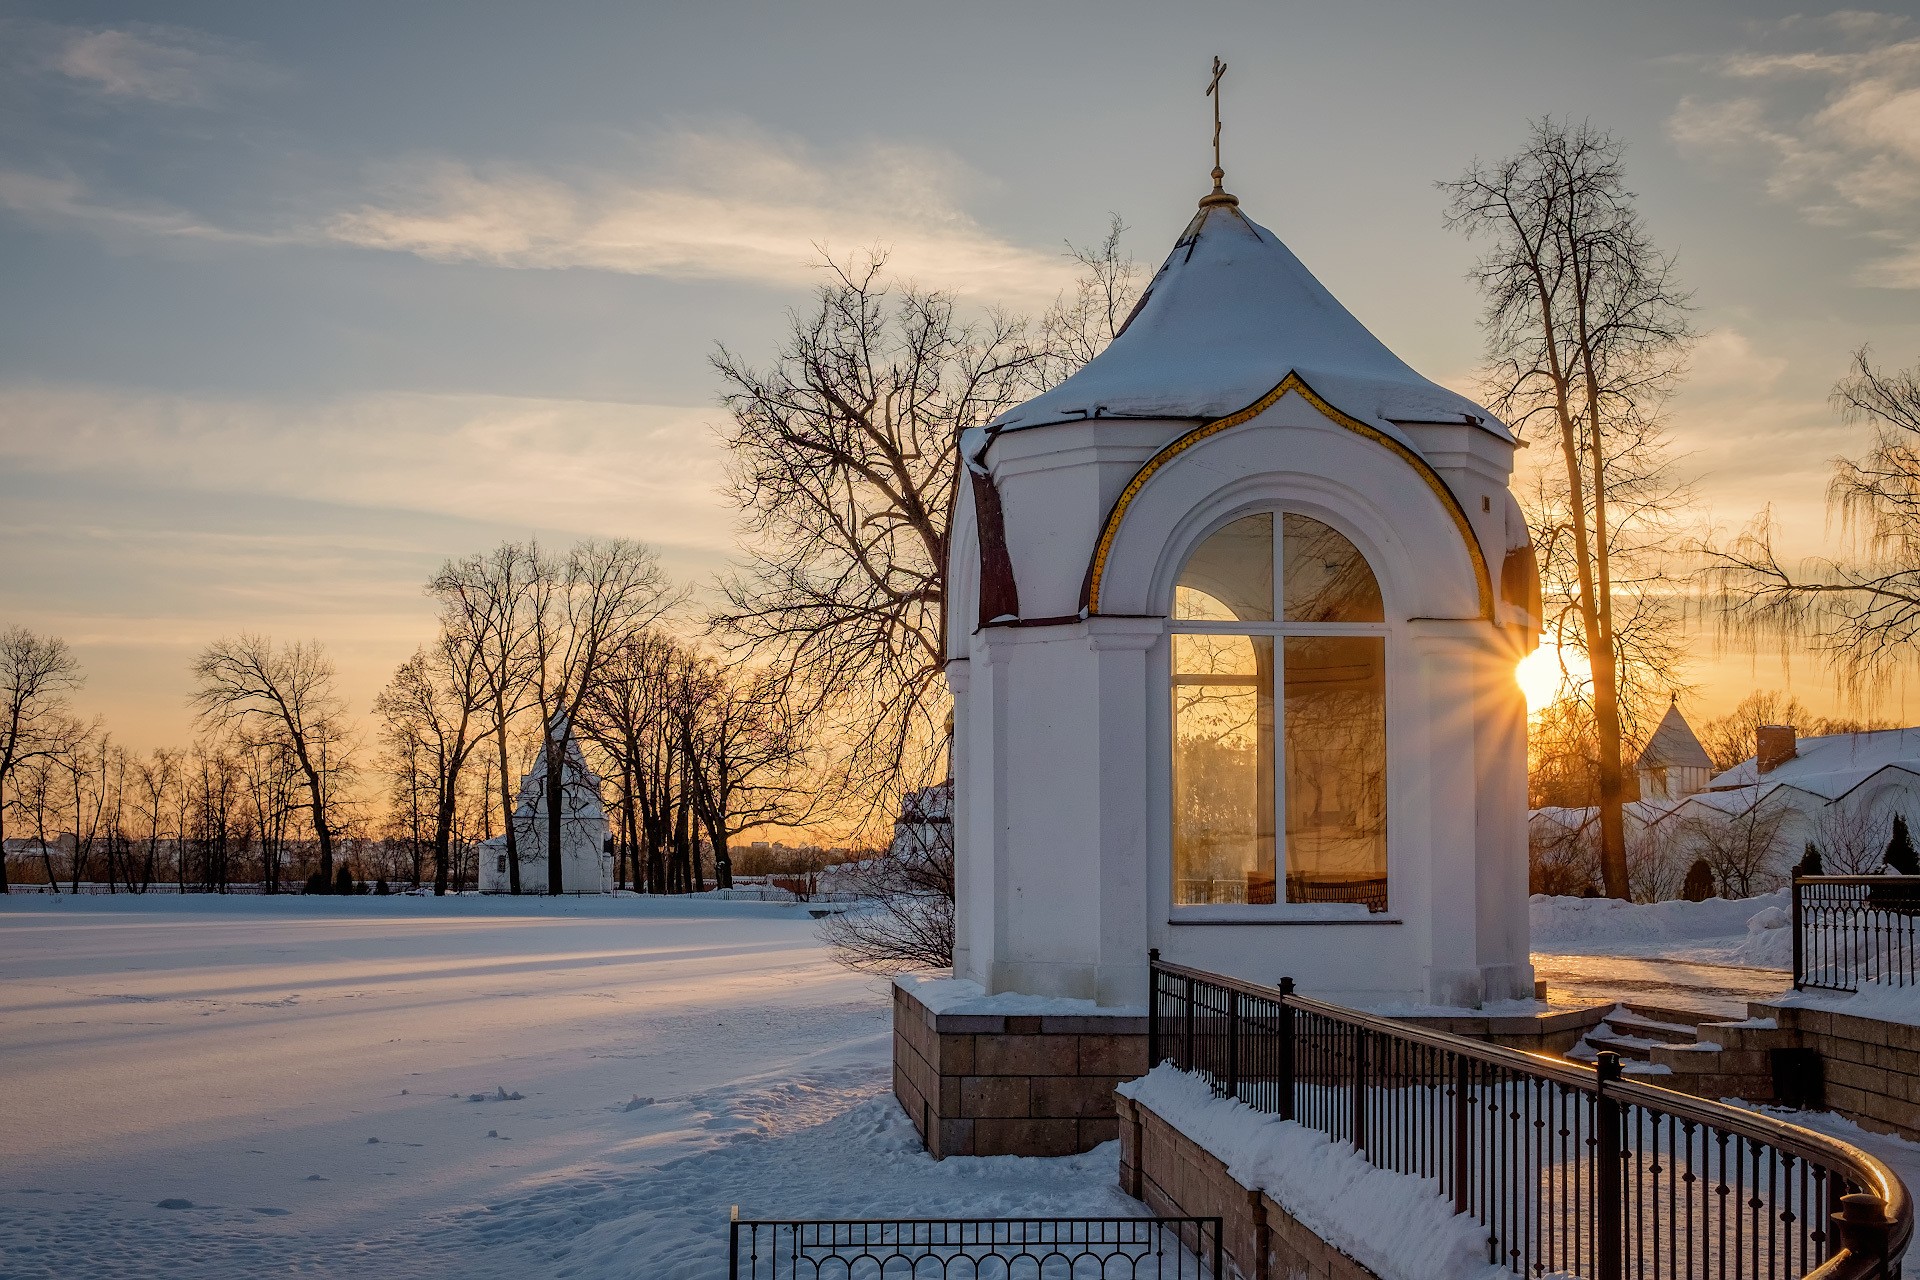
[0,896,1136,1279]
[1529,891,1795,1015]
[1532,890,1793,969]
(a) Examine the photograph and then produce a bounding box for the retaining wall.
[1116,1090,1381,1280]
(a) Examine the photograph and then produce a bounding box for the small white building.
[1635,700,1714,804]
[476,713,614,894]
[945,182,1541,1009]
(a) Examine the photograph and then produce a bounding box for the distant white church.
[476,713,614,894]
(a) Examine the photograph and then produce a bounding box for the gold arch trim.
[1082,372,1495,620]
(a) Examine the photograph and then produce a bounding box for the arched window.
[1171,512,1388,911]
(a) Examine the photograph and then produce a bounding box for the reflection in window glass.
[1283,635,1387,911]
[1175,514,1273,621]
[1172,632,1275,904]
[1283,514,1383,623]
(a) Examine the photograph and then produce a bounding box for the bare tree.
[677,659,816,891]
[712,244,1132,827]
[817,801,954,972]
[1704,349,1920,689]
[132,749,180,892]
[233,729,300,892]
[1816,802,1892,876]
[430,543,542,894]
[1529,809,1598,896]
[579,629,681,892]
[1443,119,1696,898]
[1038,215,1141,378]
[60,726,110,893]
[524,540,678,894]
[1682,791,1792,898]
[1693,689,1891,773]
[374,629,488,894]
[1696,690,1818,774]
[0,626,85,893]
[1626,816,1688,904]
[190,635,353,888]
[14,755,64,887]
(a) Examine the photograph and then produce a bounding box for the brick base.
[1117,1091,1381,1280]
[892,979,1147,1158]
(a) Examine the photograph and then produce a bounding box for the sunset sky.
[3,0,1919,755]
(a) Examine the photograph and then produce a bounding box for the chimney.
[1756,724,1798,774]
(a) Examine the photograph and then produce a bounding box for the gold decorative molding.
[1081,372,1495,620]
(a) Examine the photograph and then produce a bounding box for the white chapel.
[944,171,1542,1009]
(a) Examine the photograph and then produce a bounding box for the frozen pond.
[0,895,1133,1278]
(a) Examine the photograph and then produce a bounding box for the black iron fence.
[727,1215,1222,1279]
[1149,952,1911,1280]
[1794,875,1920,993]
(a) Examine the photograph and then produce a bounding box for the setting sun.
[1516,638,1569,714]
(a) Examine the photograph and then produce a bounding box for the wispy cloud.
[0,383,733,556]
[0,127,1078,306]
[49,22,282,106]
[1669,15,1920,286]
[0,169,284,245]
[329,129,1076,304]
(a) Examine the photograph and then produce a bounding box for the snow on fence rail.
[1794,876,1920,994]
[1149,952,1912,1280]
[727,1215,1222,1280]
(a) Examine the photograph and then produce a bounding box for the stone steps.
[1564,1002,1723,1069]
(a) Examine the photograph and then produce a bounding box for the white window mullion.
[1273,507,1289,900]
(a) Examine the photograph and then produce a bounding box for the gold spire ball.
[1200,55,1239,209]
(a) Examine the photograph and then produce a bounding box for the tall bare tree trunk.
[493,697,519,895]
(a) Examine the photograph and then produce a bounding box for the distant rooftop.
[1710,727,1920,802]
[1635,701,1713,772]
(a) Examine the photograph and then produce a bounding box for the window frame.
[1167,508,1393,922]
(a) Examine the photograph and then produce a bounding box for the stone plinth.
[892,976,1147,1158]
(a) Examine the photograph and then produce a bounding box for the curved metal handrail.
[1150,956,1914,1278]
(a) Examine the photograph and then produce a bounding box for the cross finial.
[1200,56,1238,209]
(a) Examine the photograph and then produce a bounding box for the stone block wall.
[1778,1005,1920,1141]
[893,980,1147,1158]
[1117,1091,1380,1280]
[1648,1002,1920,1141]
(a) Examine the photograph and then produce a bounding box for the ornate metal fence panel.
[1148,953,1911,1280]
[728,1216,1222,1280]
[1795,875,1920,993]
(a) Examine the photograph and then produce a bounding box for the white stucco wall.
[949,389,1534,1009]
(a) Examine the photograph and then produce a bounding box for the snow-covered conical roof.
[975,200,1508,451]
[1636,700,1714,772]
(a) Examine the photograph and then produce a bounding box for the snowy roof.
[966,198,1509,462]
[1635,702,1713,772]
[1710,728,1920,801]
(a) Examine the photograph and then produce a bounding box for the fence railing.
[1794,875,1920,993]
[727,1215,1222,1279]
[1149,952,1911,1280]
